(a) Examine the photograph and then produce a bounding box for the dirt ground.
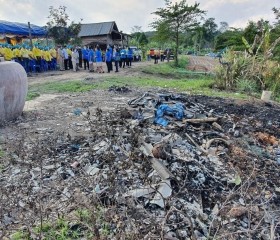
[1,56,280,239]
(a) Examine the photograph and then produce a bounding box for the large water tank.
[0,62,28,123]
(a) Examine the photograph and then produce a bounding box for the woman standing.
[95,47,104,73]
[72,48,79,72]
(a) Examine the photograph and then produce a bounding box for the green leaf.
[234,174,242,186]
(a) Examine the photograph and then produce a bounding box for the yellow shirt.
[50,48,57,58]
[28,50,35,59]
[21,48,29,59]
[44,50,52,61]
[32,47,41,58]
[4,48,13,61]
[67,48,72,56]
[13,48,20,58]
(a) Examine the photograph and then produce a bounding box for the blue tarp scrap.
[0,20,46,36]
[154,103,185,127]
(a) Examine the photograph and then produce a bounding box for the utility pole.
[28,22,33,49]
[120,31,123,48]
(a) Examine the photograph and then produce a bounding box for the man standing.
[120,48,127,68]
[63,46,69,70]
[105,48,112,73]
[58,46,64,71]
[82,46,89,70]
[127,47,133,67]
[88,46,95,72]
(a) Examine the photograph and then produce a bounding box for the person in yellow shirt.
[3,45,13,61]
[21,46,30,73]
[13,46,20,60]
[50,47,57,70]
[67,47,73,69]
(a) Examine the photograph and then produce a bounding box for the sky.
[0,0,279,33]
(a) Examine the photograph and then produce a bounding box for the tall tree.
[46,6,81,46]
[215,28,245,51]
[219,22,229,33]
[151,0,205,66]
[131,26,149,47]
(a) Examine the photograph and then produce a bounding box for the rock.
[228,206,247,218]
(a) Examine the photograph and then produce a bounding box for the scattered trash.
[109,85,131,93]
[1,90,280,239]
[73,108,82,116]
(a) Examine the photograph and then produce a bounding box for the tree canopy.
[46,6,81,46]
[151,0,205,66]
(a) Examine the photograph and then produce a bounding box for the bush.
[214,50,280,97]
[236,78,259,93]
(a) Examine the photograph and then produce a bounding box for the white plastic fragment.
[150,180,172,208]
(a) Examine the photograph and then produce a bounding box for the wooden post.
[28,22,33,49]
[120,31,123,48]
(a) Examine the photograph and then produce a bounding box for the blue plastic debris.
[73,108,82,116]
[154,103,185,126]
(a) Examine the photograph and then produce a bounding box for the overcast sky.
[0,0,279,33]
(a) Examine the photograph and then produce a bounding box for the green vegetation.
[0,148,4,158]
[29,80,97,95]
[27,57,250,101]
[26,92,40,101]
[10,208,114,239]
[214,21,280,98]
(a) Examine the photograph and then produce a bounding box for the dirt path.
[28,60,156,86]
[24,56,218,113]
[28,56,219,86]
[187,55,219,72]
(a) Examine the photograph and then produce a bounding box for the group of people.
[0,43,58,73]
[73,45,135,73]
[0,43,138,74]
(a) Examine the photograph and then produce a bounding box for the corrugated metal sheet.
[79,22,117,37]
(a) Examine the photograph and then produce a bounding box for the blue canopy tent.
[0,20,46,36]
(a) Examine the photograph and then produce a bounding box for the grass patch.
[29,80,97,95]
[26,58,250,102]
[140,56,189,77]
[0,147,4,158]
[26,92,40,101]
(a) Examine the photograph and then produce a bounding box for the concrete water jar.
[0,62,28,122]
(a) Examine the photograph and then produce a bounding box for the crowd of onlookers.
[0,43,138,74]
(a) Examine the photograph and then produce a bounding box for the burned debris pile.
[1,91,280,239]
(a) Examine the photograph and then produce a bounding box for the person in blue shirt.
[95,46,104,73]
[82,46,89,70]
[120,48,127,68]
[127,47,133,67]
[105,48,113,73]
[113,48,121,72]
[88,46,95,72]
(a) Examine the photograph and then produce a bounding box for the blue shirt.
[113,51,120,61]
[95,49,102,62]
[120,49,127,59]
[88,49,95,62]
[127,49,133,59]
[82,48,88,60]
[105,51,112,62]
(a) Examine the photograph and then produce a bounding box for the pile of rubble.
[1,90,280,239]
